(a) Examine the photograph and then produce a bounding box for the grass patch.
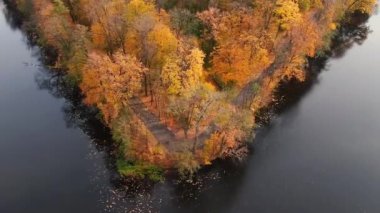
[116,159,164,182]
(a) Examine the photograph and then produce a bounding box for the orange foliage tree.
[198,7,273,87]
[80,51,145,123]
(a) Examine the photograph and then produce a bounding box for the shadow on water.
[1,0,21,29]
[1,1,374,211]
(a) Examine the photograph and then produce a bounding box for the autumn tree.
[33,0,91,75]
[147,23,178,69]
[123,0,158,60]
[168,84,221,152]
[273,0,302,32]
[184,47,205,90]
[281,15,321,81]
[161,54,182,95]
[347,0,376,14]
[202,104,254,162]
[36,0,72,60]
[252,0,277,30]
[198,7,272,87]
[160,45,205,96]
[66,24,90,82]
[169,8,202,36]
[80,51,145,123]
[84,0,129,54]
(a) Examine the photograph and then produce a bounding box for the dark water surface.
[1,1,380,212]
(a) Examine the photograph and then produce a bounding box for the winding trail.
[129,98,177,149]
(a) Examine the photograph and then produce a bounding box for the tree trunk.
[193,126,199,154]
[184,129,188,139]
[143,73,148,96]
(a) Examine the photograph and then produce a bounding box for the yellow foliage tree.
[147,24,178,68]
[125,0,156,23]
[161,54,182,95]
[184,48,205,91]
[273,0,302,31]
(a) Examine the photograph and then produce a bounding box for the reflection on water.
[2,1,380,212]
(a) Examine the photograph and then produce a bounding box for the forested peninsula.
[5,0,376,180]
